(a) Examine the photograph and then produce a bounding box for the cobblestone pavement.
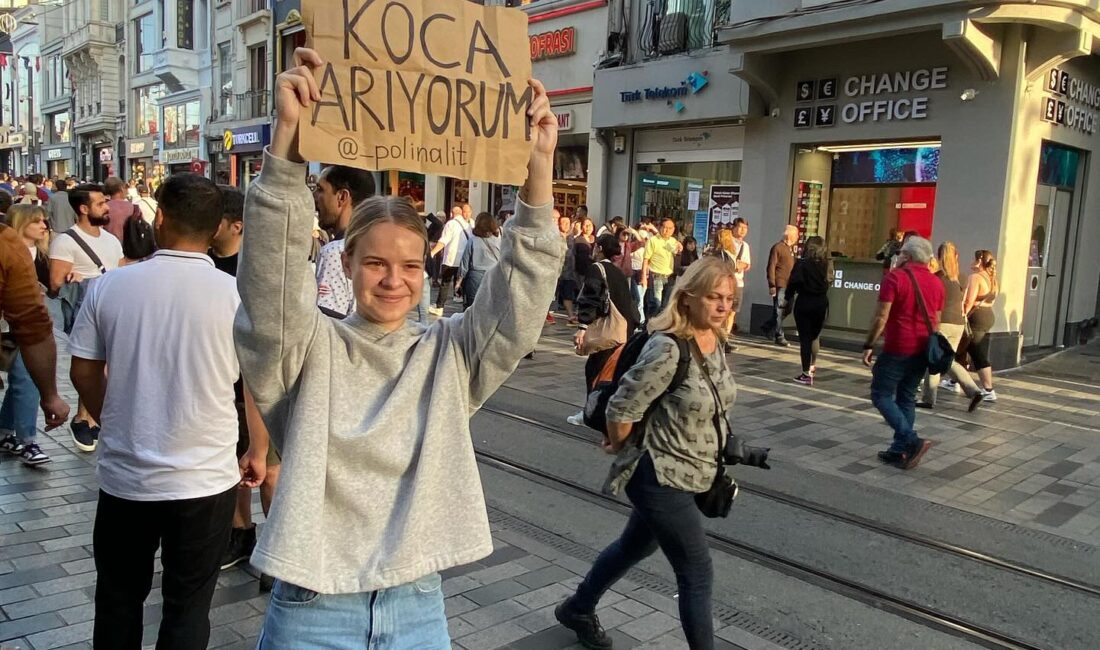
[514,320,1100,546]
[2,308,1098,649]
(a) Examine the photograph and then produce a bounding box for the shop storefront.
[43,147,74,178]
[0,132,26,175]
[95,145,115,182]
[160,146,200,176]
[126,137,157,187]
[724,24,1100,365]
[592,47,750,235]
[217,125,270,189]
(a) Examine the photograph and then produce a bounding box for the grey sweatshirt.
[234,149,563,594]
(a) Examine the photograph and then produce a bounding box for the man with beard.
[311,165,375,318]
[48,183,124,452]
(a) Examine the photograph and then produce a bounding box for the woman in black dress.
[783,236,831,385]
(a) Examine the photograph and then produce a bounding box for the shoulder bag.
[689,339,738,518]
[59,229,107,335]
[903,268,955,376]
[579,261,629,355]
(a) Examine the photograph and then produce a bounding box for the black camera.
[723,434,771,470]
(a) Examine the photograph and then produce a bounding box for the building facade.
[63,0,123,182]
[39,1,76,179]
[721,0,1100,365]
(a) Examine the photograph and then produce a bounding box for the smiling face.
[342,221,426,330]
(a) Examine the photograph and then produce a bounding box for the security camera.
[960,88,978,101]
[770,107,781,118]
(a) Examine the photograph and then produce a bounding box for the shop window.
[279,29,307,73]
[134,84,164,136]
[51,112,71,144]
[634,161,741,243]
[1038,142,1080,188]
[218,42,233,117]
[164,100,201,148]
[135,13,157,73]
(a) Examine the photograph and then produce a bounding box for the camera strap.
[690,338,728,463]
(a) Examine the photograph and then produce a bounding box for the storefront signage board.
[129,141,147,155]
[1042,68,1098,135]
[300,0,535,186]
[161,147,200,164]
[530,27,576,62]
[47,149,63,160]
[555,110,573,132]
[98,147,113,162]
[794,67,948,129]
[708,185,740,241]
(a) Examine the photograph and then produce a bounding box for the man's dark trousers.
[762,294,788,343]
[93,485,236,649]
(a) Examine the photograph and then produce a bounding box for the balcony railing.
[232,90,268,120]
[639,0,729,59]
[236,0,269,21]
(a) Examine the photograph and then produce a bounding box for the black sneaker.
[70,420,96,452]
[915,402,933,409]
[967,392,984,413]
[877,449,907,467]
[220,526,257,570]
[0,434,23,455]
[555,599,613,650]
[19,443,51,467]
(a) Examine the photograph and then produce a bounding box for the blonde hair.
[717,228,735,254]
[938,242,959,282]
[344,196,428,257]
[8,204,48,258]
[648,256,736,341]
[928,256,940,274]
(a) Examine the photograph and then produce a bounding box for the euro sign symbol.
[338,138,358,160]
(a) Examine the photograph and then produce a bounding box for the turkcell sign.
[840,67,948,123]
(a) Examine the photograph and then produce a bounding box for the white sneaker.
[566,412,585,426]
[428,307,444,317]
[982,389,997,402]
[939,379,962,394]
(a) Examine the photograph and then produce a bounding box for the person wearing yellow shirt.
[640,218,682,319]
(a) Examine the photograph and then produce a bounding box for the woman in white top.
[458,212,502,309]
[0,205,52,466]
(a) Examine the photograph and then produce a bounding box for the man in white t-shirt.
[47,183,124,451]
[135,184,158,224]
[727,217,752,352]
[429,204,472,316]
[68,173,242,649]
[312,165,375,318]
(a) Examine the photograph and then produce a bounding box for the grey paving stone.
[463,579,529,607]
[3,589,89,619]
[445,595,479,618]
[514,565,574,590]
[449,616,479,640]
[455,621,528,650]
[466,561,529,586]
[1042,481,1079,497]
[0,584,35,605]
[444,575,481,597]
[612,597,654,619]
[482,545,528,568]
[461,599,528,630]
[228,613,265,638]
[512,604,559,633]
[512,582,572,611]
[207,623,244,648]
[0,613,66,643]
[1,527,71,546]
[32,571,98,596]
[56,602,95,625]
[1041,460,1085,478]
[25,620,94,650]
[210,601,260,627]
[505,624,581,649]
[1033,502,1087,527]
[933,460,984,480]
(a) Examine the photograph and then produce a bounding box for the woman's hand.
[573,329,586,351]
[520,79,557,207]
[271,48,324,162]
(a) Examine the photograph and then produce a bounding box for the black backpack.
[582,331,691,437]
[122,204,156,260]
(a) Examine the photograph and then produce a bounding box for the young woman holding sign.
[234,48,561,648]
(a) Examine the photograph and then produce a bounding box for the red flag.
[0,54,7,68]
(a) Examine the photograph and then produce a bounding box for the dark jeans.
[436,265,459,308]
[643,274,672,319]
[761,294,788,341]
[573,455,714,649]
[793,295,828,373]
[93,486,237,650]
[870,353,928,454]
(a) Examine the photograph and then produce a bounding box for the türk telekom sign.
[530,27,576,62]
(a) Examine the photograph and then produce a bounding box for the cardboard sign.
[300,0,535,186]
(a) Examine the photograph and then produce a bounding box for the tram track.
[479,403,1100,600]
[474,448,1048,650]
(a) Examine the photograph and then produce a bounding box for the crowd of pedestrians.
[0,42,1020,650]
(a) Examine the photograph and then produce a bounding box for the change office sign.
[1043,68,1099,135]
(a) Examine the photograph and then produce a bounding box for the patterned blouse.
[604,334,738,494]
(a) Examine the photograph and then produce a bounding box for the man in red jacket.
[862,236,943,470]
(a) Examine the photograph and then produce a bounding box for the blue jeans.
[630,273,646,325]
[871,353,928,453]
[644,274,672,319]
[573,454,714,649]
[257,574,449,649]
[0,351,39,443]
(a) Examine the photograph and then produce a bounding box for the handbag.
[689,339,738,518]
[579,262,629,355]
[903,268,955,375]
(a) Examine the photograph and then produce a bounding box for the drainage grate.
[488,508,823,650]
[916,500,1098,554]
